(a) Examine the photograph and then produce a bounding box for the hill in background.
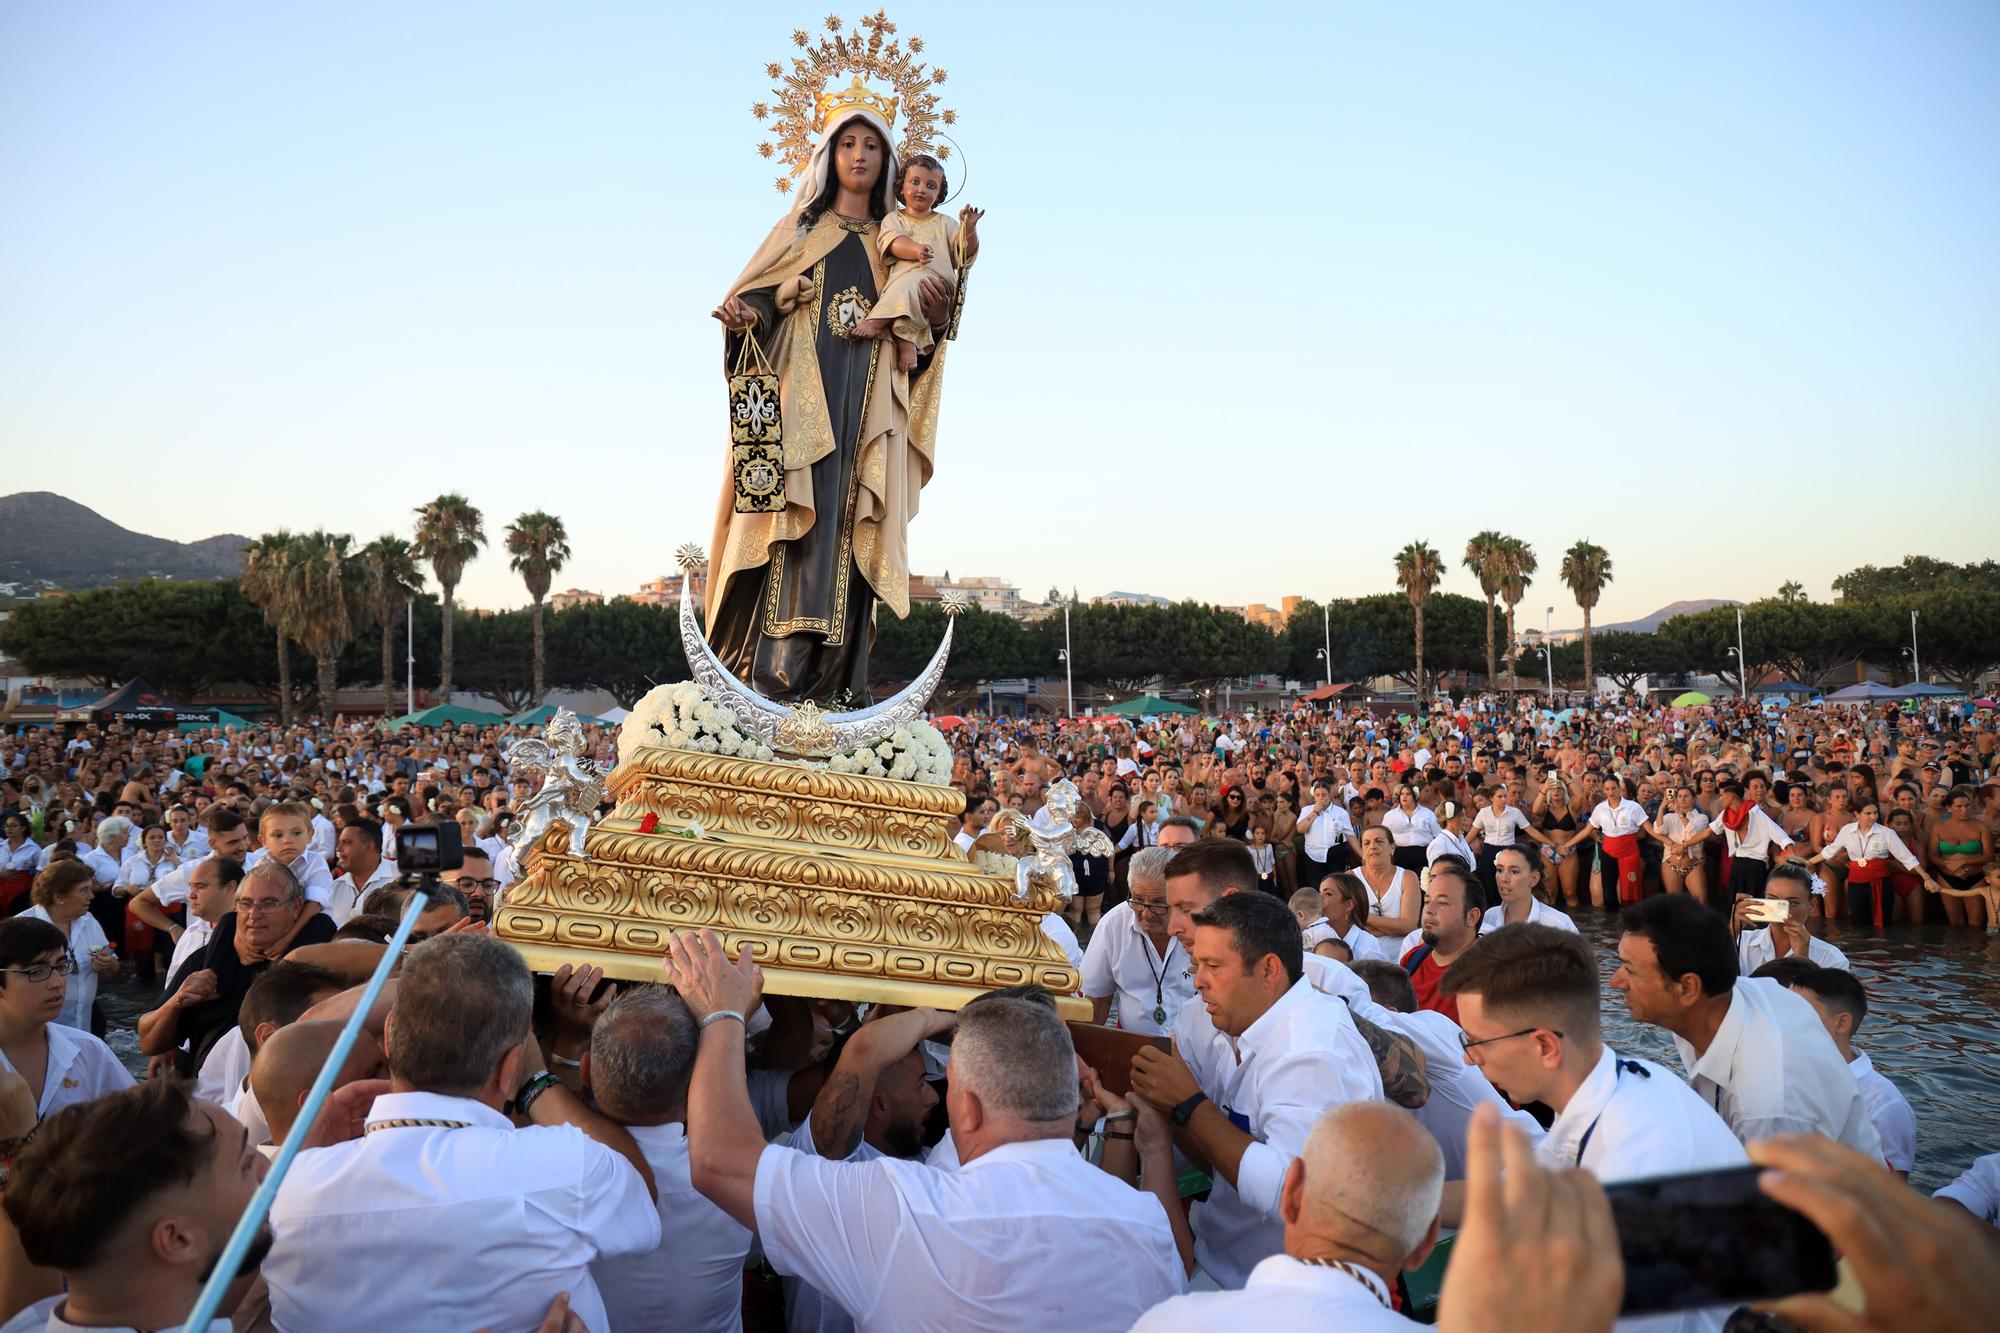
[0,492,247,589]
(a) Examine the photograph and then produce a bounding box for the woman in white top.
[1319,872,1388,963]
[1425,801,1478,875]
[1563,776,1652,909]
[1381,786,1442,874]
[1354,825,1421,940]
[1481,845,1579,935]
[1645,786,1712,904]
[1471,785,1549,908]
[1807,799,1938,928]
[21,860,116,1032]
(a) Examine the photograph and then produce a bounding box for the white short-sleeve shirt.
[1079,902,1194,1036]
[591,1122,755,1333]
[753,1135,1185,1331]
[0,1021,134,1119]
[1132,1255,1418,1332]
[1736,928,1849,976]
[1473,805,1533,847]
[1935,1152,2000,1223]
[1480,898,1580,935]
[1848,1051,1916,1174]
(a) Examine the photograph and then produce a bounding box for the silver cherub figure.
[506,708,612,862]
[987,778,1116,903]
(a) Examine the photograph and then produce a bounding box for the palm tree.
[505,511,571,707]
[412,494,486,703]
[1463,530,1507,687]
[1394,541,1444,700]
[1498,537,1538,697]
[285,531,372,715]
[1560,540,1613,694]
[1777,580,1805,603]
[241,531,300,726]
[361,535,426,720]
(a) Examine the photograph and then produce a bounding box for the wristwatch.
[1170,1090,1208,1128]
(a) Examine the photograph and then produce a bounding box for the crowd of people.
[0,688,1995,1331]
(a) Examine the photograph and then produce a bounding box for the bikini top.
[1938,838,1984,856]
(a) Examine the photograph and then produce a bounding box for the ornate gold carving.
[496,745,1082,1014]
[772,699,838,758]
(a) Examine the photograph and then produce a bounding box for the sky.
[4,2,1997,626]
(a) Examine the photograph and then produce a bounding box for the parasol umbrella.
[931,715,969,729]
[1670,691,1712,707]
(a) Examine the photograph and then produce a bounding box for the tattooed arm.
[809,1006,958,1160]
[1353,1012,1432,1109]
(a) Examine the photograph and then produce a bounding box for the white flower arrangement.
[617,682,952,786]
[825,721,953,786]
[619,681,776,768]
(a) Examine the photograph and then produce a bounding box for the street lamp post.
[1061,601,1074,719]
[1910,608,1920,685]
[1321,601,1332,689]
[405,601,415,716]
[1735,606,1747,700]
[1545,607,1555,700]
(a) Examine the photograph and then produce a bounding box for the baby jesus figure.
[852,153,983,370]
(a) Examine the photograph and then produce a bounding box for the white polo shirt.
[1588,798,1651,840]
[591,1121,754,1333]
[1672,979,1882,1157]
[1736,928,1848,975]
[1935,1151,2000,1223]
[266,1091,659,1333]
[329,860,400,924]
[1718,805,1793,863]
[1473,805,1533,847]
[1132,1254,1418,1331]
[0,1021,134,1118]
[1848,1051,1916,1174]
[1382,806,1441,849]
[1080,901,1194,1036]
[1480,898,1580,935]
[1173,976,1384,1288]
[1340,923,1387,963]
[753,1134,1185,1332]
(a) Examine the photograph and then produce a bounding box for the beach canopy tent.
[507,704,608,728]
[599,706,631,725]
[1298,683,1353,704]
[1897,682,1964,698]
[182,708,252,732]
[386,704,506,730]
[1105,694,1199,717]
[1824,682,1906,703]
[1670,691,1712,707]
[75,678,217,727]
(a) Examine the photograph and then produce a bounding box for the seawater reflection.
[1595,915,2000,1192]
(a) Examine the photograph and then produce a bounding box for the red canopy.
[1300,683,1351,703]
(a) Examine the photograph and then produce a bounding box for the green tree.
[1590,629,1682,694]
[504,511,571,707]
[452,609,536,713]
[1394,541,1444,699]
[360,536,426,720]
[876,602,1032,689]
[241,532,300,725]
[412,493,487,703]
[285,531,373,716]
[1832,556,2000,602]
[550,599,686,709]
[1560,540,1613,693]
[1463,530,1507,687]
[1497,537,1537,697]
[1777,580,1806,603]
[1905,588,2000,691]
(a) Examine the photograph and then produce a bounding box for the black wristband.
[509,1070,562,1117]
[1170,1090,1208,1128]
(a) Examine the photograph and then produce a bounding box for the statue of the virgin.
[706,42,974,705]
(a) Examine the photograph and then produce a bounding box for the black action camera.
[395,822,464,875]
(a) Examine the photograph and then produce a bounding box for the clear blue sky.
[4,2,1996,625]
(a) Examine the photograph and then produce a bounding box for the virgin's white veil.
[790,107,900,214]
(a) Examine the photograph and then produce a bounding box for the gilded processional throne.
[491,549,1084,1014]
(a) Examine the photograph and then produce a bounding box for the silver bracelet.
[699,1009,747,1031]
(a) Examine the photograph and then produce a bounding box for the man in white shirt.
[669,932,1186,1333]
[1296,780,1355,883]
[1132,1102,1438,1330]
[1443,921,1747,1333]
[128,809,254,943]
[587,989,756,1333]
[1701,780,1794,900]
[3,1079,257,1333]
[328,819,398,925]
[1348,960,1543,1180]
[1732,863,1849,974]
[1786,967,1917,1179]
[265,933,661,1333]
[163,854,242,985]
[1612,895,1880,1157]
[1935,1152,2000,1225]
[1130,889,1383,1288]
[1081,846,1194,1036]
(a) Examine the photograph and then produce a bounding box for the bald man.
[1131,1101,1439,1329]
[250,1020,389,1157]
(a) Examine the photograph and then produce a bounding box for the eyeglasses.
[235,895,298,915]
[1130,898,1171,918]
[1458,1025,1561,1052]
[5,958,78,983]
[454,877,500,891]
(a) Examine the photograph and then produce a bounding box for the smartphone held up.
[1608,1164,1837,1317]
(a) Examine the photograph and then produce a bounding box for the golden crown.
[752,10,956,194]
